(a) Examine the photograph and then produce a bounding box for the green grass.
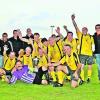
[0,64,100,100]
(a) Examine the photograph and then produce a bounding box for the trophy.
[32,56,39,72]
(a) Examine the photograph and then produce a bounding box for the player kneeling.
[51,44,82,88]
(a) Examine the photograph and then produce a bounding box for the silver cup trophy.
[33,57,39,72]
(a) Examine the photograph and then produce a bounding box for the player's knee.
[0,68,5,76]
[71,80,78,88]
[41,80,48,85]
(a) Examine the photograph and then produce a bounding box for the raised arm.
[3,47,8,62]
[55,27,63,39]
[63,25,70,33]
[71,14,81,33]
[19,37,30,43]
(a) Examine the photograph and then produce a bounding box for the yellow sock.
[50,71,57,82]
[88,70,92,78]
[80,69,84,81]
[1,75,6,82]
[66,75,71,81]
[57,71,64,84]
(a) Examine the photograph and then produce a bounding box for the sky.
[0,0,100,38]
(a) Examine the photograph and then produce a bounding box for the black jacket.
[9,37,24,56]
[0,40,12,55]
[22,34,33,50]
[93,33,100,54]
[0,40,2,55]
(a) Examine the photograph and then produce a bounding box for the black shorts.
[2,68,12,76]
[33,73,42,84]
[33,67,44,84]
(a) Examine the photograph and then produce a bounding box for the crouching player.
[51,44,82,88]
[0,50,16,81]
[5,60,48,85]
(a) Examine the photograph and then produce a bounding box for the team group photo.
[0,0,100,100]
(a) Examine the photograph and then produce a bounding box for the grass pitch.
[0,64,100,100]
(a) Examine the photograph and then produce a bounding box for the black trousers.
[33,67,47,84]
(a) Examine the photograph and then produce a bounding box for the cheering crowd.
[0,14,100,88]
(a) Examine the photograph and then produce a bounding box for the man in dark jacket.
[22,28,34,50]
[93,24,100,81]
[9,30,24,57]
[0,39,3,68]
[0,33,12,68]
[1,33,12,55]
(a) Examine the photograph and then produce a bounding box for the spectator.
[9,30,24,57]
[93,24,100,81]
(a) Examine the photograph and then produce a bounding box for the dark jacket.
[0,40,2,55]
[93,33,100,54]
[22,34,33,50]
[9,37,24,56]
[0,40,12,55]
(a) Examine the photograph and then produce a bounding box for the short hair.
[95,24,100,29]
[25,47,31,52]
[15,60,22,64]
[41,38,47,43]
[13,30,18,34]
[27,28,31,32]
[51,34,56,38]
[2,33,8,37]
[34,33,40,36]
[67,31,73,36]
[63,31,73,41]
[64,44,72,48]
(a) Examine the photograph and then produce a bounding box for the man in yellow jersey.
[55,27,64,57]
[71,14,95,83]
[23,47,33,69]
[48,36,62,85]
[38,47,48,69]
[17,49,24,62]
[63,25,79,53]
[50,44,81,87]
[41,38,48,56]
[0,49,16,80]
[19,32,42,58]
[38,47,49,81]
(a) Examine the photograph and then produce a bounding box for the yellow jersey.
[64,38,78,53]
[77,32,94,56]
[3,55,16,71]
[32,41,39,58]
[56,39,64,57]
[60,52,80,71]
[48,42,61,62]
[38,55,48,68]
[23,54,33,68]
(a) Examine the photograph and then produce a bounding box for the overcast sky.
[0,0,100,38]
